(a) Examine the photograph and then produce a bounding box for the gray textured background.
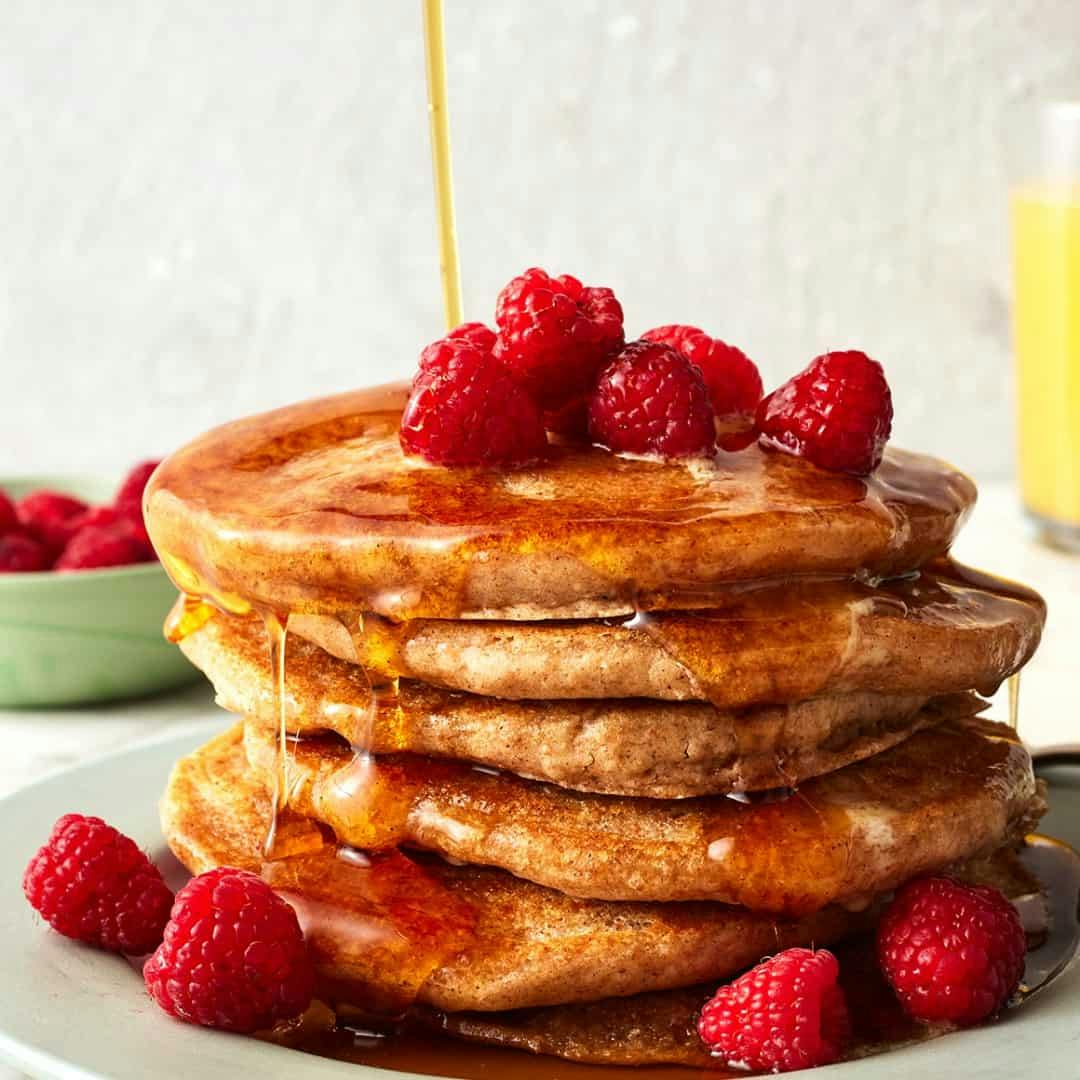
[1,1,1078,481]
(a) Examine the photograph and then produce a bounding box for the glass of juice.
[1010,101,1080,552]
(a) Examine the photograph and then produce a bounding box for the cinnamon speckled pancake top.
[145,383,977,620]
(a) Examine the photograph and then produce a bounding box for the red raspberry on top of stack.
[757,350,893,475]
[401,336,548,467]
[588,340,717,459]
[398,267,894,475]
[494,267,624,410]
[641,324,763,419]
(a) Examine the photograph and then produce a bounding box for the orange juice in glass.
[1010,102,1080,552]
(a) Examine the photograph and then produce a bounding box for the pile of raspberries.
[0,461,160,573]
[400,267,893,476]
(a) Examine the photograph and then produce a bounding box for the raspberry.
[877,876,1026,1026]
[401,338,548,466]
[144,867,314,1033]
[0,532,52,572]
[55,519,153,571]
[23,814,172,954]
[0,490,17,534]
[697,948,849,1073]
[17,491,90,552]
[757,350,893,475]
[544,396,590,442]
[494,267,624,409]
[642,324,763,418]
[114,460,161,510]
[588,340,716,459]
[73,505,121,532]
[419,322,497,375]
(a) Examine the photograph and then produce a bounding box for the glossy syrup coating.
[240,713,1041,916]
[162,726,870,1015]
[278,558,1044,707]
[145,383,978,621]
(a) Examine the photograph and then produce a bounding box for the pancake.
[162,727,869,1013]
[243,711,1044,914]
[145,383,977,622]
[412,847,1045,1067]
[183,613,963,797]
[288,561,1043,705]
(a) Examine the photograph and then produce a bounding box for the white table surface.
[0,481,1075,1079]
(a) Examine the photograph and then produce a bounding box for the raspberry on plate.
[697,947,850,1073]
[642,324,763,419]
[0,490,17,535]
[16,491,90,552]
[401,336,549,467]
[877,875,1026,1026]
[0,532,52,572]
[23,813,173,955]
[419,322,497,374]
[144,867,315,1033]
[756,350,893,475]
[55,520,153,571]
[494,267,624,409]
[588,340,716,459]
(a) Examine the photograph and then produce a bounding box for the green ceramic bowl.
[0,475,201,707]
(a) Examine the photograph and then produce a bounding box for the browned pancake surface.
[290,561,1043,704]
[162,727,868,1012]
[242,712,1043,913]
[146,383,976,621]
[184,613,969,797]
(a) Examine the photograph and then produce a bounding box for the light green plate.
[0,476,201,707]
[0,728,1076,1079]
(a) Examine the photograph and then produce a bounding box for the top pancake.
[145,383,977,620]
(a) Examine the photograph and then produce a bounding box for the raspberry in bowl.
[0,467,201,706]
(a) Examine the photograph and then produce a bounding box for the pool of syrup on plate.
[252,834,1078,1077]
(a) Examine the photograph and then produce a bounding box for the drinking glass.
[1010,101,1080,552]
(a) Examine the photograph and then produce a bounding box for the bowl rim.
[0,471,165,584]
[0,559,166,585]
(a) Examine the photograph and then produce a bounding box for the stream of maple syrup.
[422,0,463,330]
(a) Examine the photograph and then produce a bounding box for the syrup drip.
[163,593,215,644]
[265,610,291,827]
[263,840,475,1016]
[1009,671,1021,731]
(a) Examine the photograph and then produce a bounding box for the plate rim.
[0,724,1077,1080]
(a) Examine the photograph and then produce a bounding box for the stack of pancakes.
[148,384,1047,1067]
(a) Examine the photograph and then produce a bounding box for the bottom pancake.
[162,726,871,1013]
